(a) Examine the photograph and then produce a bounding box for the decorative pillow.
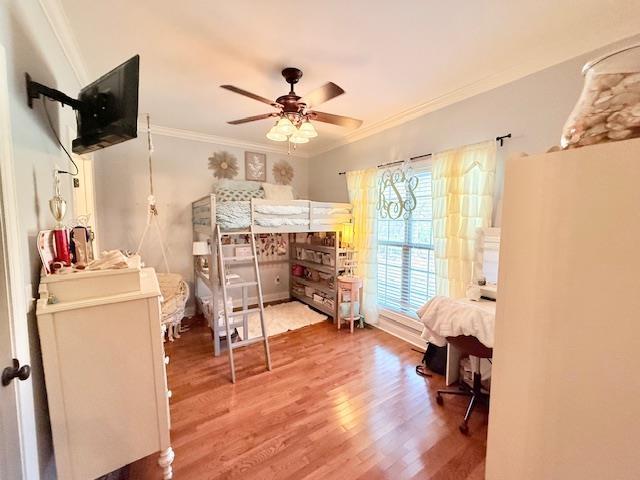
[213,179,261,193]
[262,183,294,201]
[215,187,265,202]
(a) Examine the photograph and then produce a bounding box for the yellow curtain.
[346,167,379,324]
[432,140,497,298]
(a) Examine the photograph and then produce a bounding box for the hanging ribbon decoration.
[376,161,419,220]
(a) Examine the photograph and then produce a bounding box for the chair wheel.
[459,422,469,435]
[436,394,443,406]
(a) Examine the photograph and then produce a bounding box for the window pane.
[388,221,404,243]
[377,221,389,242]
[410,221,432,246]
[386,246,402,266]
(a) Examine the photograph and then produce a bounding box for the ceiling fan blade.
[301,82,345,109]
[220,85,278,107]
[227,113,277,125]
[309,111,363,129]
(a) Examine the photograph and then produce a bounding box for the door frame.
[0,43,40,479]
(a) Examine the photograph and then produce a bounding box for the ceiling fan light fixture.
[266,125,287,142]
[275,116,295,136]
[298,120,318,138]
[289,133,309,144]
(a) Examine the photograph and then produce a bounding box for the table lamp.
[192,241,210,271]
[341,222,354,249]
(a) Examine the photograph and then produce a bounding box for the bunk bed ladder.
[215,225,272,383]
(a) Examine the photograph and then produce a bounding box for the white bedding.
[255,218,310,227]
[312,215,352,225]
[254,204,309,215]
[313,207,351,215]
[417,296,496,348]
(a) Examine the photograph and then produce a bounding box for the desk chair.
[436,335,492,435]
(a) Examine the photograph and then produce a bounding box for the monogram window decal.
[377,163,419,220]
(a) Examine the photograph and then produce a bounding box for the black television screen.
[72,55,139,154]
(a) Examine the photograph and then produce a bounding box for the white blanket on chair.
[417,296,496,348]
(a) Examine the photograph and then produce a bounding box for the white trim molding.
[0,44,40,480]
[140,122,311,158]
[374,309,426,350]
[311,34,638,156]
[37,0,89,86]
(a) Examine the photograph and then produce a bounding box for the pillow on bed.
[215,187,265,202]
[213,179,261,193]
[262,183,294,201]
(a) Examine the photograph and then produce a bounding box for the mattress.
[254,204,309,215]
[215,200,353,232]
[216,201,311,229]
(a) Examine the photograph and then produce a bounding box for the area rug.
[244,301,327,339]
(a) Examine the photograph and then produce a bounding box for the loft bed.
[192,193,353,356]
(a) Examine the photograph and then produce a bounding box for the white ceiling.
[57,0,640,155]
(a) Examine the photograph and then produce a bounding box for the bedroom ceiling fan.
[221,67,363,144]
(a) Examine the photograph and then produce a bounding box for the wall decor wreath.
[272,160,294,185]
[208,151,239,179]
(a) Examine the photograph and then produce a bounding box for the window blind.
[377,165,436,316]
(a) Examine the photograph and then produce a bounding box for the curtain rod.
[337,133,512,176]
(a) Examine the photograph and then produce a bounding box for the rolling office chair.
[435,335,492,435]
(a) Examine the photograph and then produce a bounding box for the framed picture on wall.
[245,151,267,182]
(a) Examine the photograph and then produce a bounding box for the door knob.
[2,359,31,386]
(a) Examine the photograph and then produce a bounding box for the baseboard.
[374,316,427,350]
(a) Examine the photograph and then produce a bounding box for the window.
[377,164,436,316]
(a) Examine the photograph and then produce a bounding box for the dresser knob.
[166,390,172,398]
[164,356,170,365]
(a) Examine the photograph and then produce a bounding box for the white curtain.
[346,167,379,324]
[432,140,497,298]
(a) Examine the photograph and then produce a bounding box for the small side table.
[336,275,363,333]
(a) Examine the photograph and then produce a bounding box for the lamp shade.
[192,241,210,255]
[266,126,287,142]
[298,120,318,138]
[275,116,295,136]
[341,222,354,247]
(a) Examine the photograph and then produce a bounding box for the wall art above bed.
[208,151,239,179]
[273,160,294,185]
[245,151,267,182]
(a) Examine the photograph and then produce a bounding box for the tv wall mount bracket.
[25,73,84,111]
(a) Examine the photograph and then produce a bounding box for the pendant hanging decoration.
[376,161,419,220]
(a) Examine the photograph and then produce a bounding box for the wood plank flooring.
[129,317,488,479]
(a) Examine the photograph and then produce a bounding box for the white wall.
[307,35,640,227]
[0,1,80,477]
[94,133,309,308]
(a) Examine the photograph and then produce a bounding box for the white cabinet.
[36,268,173,480]
[486,139,640,480]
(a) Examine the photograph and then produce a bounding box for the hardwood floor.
[129,317,488,479]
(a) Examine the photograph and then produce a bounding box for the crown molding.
[309,42,622,157]
[140,122,311,158]
[38,0,89,86]
[311,62,545,157]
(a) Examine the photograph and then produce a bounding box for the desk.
[442,298,496,385]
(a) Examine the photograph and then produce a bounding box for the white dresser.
[36,267,174,480]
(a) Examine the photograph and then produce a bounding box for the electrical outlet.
[275,275,280,285]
